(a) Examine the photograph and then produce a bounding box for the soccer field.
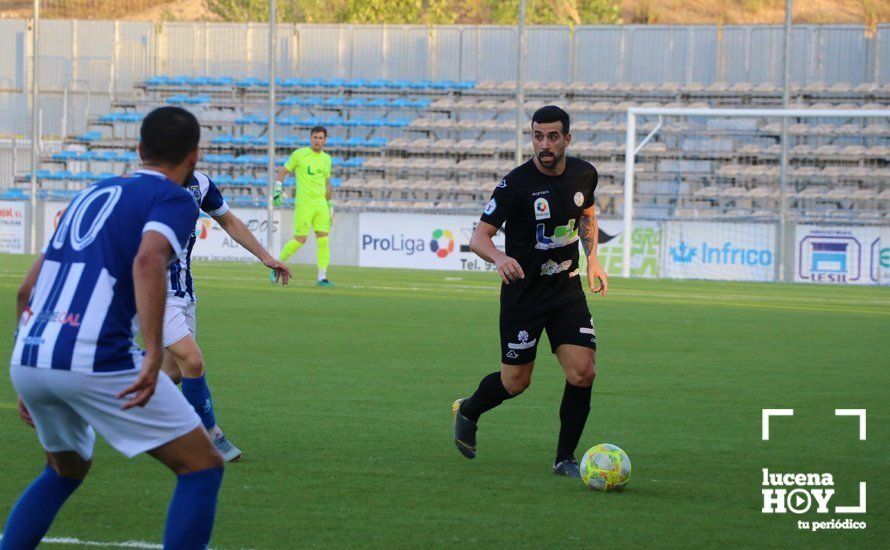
[0,254,887,549]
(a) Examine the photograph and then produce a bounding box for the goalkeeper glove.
[272,181,283,207]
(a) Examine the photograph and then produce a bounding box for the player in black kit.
[452,105,608,478]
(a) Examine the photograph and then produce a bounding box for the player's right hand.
[495,255,524,285]
[117,352,161,410]
[17,396,35,428]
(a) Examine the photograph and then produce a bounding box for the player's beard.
[537,150,563,169]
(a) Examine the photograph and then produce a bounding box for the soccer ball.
[580,444,631,491]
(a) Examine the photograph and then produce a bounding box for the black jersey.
[480,157,598,312]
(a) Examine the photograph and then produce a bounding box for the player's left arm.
[213,211,291,285]
[16,253,44,321]
[15,253,44,428]
[580,205,607,297]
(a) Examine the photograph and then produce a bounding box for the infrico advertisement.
[358,212,504,271]
[663,221,776,281]
[794,226,883,285]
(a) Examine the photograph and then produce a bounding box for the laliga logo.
[196,217,213,239]
[430,229,454,259]
[761,409,867,517]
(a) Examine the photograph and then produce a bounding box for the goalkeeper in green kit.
[272,126,335,286]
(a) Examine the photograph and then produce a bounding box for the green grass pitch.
[0,254,887,548]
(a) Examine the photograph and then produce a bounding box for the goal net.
[615,107,890,285]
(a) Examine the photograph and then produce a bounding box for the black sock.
[460,371,515,422]
[555,382,592,463]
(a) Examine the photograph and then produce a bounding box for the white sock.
[318,269,327,281]
[209,425,223,439]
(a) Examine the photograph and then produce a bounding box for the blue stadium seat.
[210,77,234,87]
[322,97,346,107]
[382,119,409,128]
[76,131,103,141]
[74,171,96,181]
[236,77,268,87]
[457,80,476,89]
[390,80,412,89]
[211,134,234,145]
[330,177,342,187]
[345,79,368,89]
[326,136,345,147]
[277,116,300,126]
[184,95,211,105]
[233,174,255,186]
[0,188,28,200]
[366,97,390,108]
[145,76,168,86]
[50,170,74,180]
[212,174,233,185]
[344,157,365,168]
[96,172,116,179]
[236,114,268,125]
[345,136,366,148]
[79,151,101,161]
[231,135,255,145]
[302,78,324,88]
[366,137,388,147]
[52,151,78,161]
[121,151,139,162]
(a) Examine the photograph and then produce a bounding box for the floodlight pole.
[266,0,277,251]
[777,0,792,282]
[29,0,39,254]
[514,0,526,164]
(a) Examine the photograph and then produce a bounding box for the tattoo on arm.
[579,213,598,259]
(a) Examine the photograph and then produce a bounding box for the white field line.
[0,535,253,550]
[192,274,890,308]
[1,270,888,308]
[0,536,161,548]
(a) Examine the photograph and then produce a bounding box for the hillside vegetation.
[0,0,885,26]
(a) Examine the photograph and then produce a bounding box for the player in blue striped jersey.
[4,108,223,550]
[162,171,291,462]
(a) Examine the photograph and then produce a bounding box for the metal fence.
[0,21,887,137]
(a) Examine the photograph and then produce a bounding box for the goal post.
[621,107,890,283]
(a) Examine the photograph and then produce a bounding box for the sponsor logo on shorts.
[574,191,584,207]
[507,330,537,350]
[534,198,550,220]
[497,178,507,189]
[541,259,573,276]
[505,350,519,359]
[484,198,497,216]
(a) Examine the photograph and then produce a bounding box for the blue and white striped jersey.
[168,171,229,302]
[11,170,199,373]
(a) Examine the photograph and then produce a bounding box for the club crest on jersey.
[189,184,201,204]
[541,259,573,276]
[574,191,584,207]
[484,198,497,215]
[535,220,579,250]
[534,198,550,220]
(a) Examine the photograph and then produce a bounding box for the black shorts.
[499,299,597,365]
